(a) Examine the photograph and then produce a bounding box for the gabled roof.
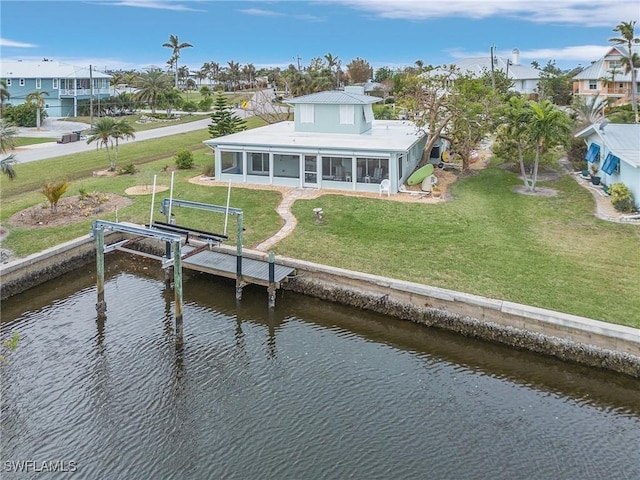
[285,90,381,105]
[572,45,640,81]
[575,123,640,168]
[453,56,540,81]
[0,60,111,79]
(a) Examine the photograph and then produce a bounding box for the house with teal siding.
[203,86,429,195]
[575,122,640,209]
[0,60,111,117]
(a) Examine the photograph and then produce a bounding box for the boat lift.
[91,176,293,320]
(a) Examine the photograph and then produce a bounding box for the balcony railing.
[59,88,111,96]
[606,86,629,96]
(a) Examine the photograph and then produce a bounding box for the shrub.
[3,103,47,127]
[609,183,636,213]
[202,163,214,177]
[198,97,214,112]
[174,150,194,169]
[41,180,69,213]
[182,101,198,113]
[566,137,588,171]
[117,163,137,175]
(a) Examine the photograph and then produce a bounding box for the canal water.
[1,255,639,479]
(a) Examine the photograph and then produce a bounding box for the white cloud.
[329,0,639,27]
[239,8,283,17]
[240,7,325,21]
[109,1,206,12]
[0,38,37,48]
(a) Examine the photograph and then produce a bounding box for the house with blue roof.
[0,60,111,117]
[203,86,429,195]
[575,122,640,209]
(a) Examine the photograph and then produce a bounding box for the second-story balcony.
[59,87,111,97]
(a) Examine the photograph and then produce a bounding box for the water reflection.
[1,254,639,480]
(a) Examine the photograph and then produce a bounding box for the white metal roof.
[573,46,640,81]
[204,120,424,153]
[575,123,640,168]
[452,56,540,81]
[0,60,111,79]
[285,90,381,105]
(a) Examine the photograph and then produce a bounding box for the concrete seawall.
[2,236,639,377]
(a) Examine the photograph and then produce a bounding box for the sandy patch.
[512,185,558,197]
[125,185,170,195]
[6,194,132,229]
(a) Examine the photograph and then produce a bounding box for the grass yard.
[277,163,640,327]
[2,130,639,327]
[14,137,58,147]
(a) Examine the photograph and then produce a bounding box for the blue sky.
[1,0,638,73]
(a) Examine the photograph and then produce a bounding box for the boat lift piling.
[92,220,184,321]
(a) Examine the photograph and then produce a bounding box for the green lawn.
[2,132,639,327]
[277,164,640,327]
[14,137,58,147]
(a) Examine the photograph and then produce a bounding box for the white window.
[36,78,41,89]
[5,79,11,86]
[340,104,354,124]
[363,104,374,123]
[19,78,25,87]
[52,78,58,89]
[300,104,314,123]
[589,80,597,90]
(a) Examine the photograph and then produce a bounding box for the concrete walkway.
[255,188,322,252]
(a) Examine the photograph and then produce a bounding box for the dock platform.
[181,246,295,287]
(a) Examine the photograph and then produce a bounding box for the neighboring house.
[572,46,640,105]
[204,86,429,194]
[0,60,111,117]
[575,122,640,208]
[452,49,540,96]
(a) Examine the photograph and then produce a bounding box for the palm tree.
[324,53,340,87]
[111,118,135,169]
[25,90,49,130]
[162,34,193,89]
[503,96,533,189]
[526,100,572,191]
[134,68,171,114]
[110,71,124,96]
[86,117,116,170]
[610,20,640,122]
[0,79,10,117]
[226,61,241,91]
[570,94,608,129]
[0,119,18,180]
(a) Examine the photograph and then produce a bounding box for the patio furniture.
[379,178,390,197]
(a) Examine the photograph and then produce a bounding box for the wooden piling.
[268,251,276,308]
[173,241,183,322]
[235,212,244,300]
[95,228,106,314]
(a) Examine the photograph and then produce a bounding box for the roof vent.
[599,119,609,133]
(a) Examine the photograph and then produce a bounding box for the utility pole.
[89,65,94,127]
[490,44,496,91]
[294,55,302,71]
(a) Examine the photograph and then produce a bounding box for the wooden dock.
[181,246,295,287]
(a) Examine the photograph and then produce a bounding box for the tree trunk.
[531,145,541,192]
[517,143,530,189]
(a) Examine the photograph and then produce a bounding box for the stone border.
[1,237,638,377]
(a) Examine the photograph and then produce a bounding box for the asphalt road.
[13,116,217,164]
[12,101,260,165]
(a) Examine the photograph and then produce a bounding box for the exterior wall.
[214,142,428,195]
[293,103,371,134]
[584,134,640,208]
[3,76,110,117]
